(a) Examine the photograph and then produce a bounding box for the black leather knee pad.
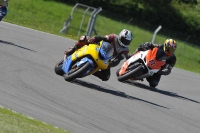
[149,80,158,88]
[101,75,110,81]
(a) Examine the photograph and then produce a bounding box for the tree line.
[48,0,200,44]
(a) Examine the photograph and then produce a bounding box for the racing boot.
[146,76,160,88]
[92,69,110,81]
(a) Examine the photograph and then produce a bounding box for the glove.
[76,35,90,46]
[88,37,95,44]
[141,42,154,50]
[79,35,87,41]
[136,47,146,52]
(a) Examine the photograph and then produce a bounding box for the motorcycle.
[116,47,166,82]
[54,41,113,81]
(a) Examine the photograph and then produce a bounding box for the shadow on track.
[123,80,200,104]
[72,79,169,109]
[0,40,36,52]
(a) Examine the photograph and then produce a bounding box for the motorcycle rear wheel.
[64,62,91,81]
[117,64,143,82]
[55,59,65,76]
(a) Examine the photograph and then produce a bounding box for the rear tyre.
[55,59,65,76]
[64,62,91,81]
[117,64,143,82]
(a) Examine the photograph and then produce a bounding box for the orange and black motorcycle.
[116,47,167,82]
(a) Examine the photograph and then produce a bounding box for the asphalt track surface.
[0,22,200,133]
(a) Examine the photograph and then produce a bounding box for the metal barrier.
[60,3,102,37]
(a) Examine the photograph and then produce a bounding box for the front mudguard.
[117,64,144,82]
[62,56,95,77]
[62,55,73,74]
[76,57,95,76]
[77,57,94,68]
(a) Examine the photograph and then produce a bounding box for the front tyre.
[117,64,144,82]
[116,68,120,76]
[64,62,91,81]
[55,59,65,76]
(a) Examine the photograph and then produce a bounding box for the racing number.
[149,59,156,66]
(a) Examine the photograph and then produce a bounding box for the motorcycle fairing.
[119,51,146,76]
[146,47,166,69]
[119,48,166,77]
[71,43,109,70]
[62,55,73,74]
[77,57,94,76]
[77,57,94,67]
[62,41,111,76]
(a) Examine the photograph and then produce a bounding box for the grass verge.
[0,107,70,133]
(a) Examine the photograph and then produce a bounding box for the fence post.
[151,25,162,43]
[60,15,73,34]
[87,7,102,37]
[60,3,101,37]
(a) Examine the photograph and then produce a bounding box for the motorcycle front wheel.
[117,64,143,82]
[64,62,91,81]
[55,59,65,76]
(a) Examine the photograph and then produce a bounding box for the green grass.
[0,107,70,133]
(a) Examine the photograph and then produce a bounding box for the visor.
[121,37,131,46]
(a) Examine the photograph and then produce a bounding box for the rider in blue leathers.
[0,0,9,21]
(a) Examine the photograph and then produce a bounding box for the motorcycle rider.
[131,38,177,87]
[0,0,9,21]
[64,29,133,81]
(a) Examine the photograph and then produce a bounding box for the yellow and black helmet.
[163,39,177,56]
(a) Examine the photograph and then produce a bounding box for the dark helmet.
[99,41,114,60]
[118,29,133,47]
[164,39,177,56]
